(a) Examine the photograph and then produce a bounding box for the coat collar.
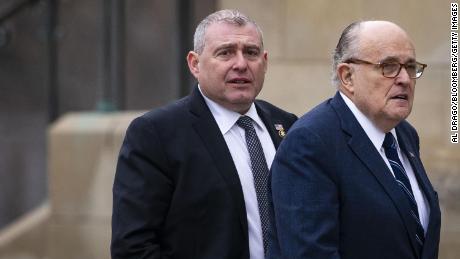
[189,86,283,148]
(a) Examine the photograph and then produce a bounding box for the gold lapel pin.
[275,124,286,138]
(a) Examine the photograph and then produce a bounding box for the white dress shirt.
[340,92,430,232]
[200,86,276,259]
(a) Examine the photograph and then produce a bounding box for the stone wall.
[0,112,143,259]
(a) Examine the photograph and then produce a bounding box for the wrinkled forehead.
[357,22,416,62]
[205,22,263,46]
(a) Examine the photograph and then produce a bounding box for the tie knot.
[383,132,397,150]
[236,116,254,131]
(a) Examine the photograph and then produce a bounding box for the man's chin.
[387,104,412,118]
[389,111,411,124]
[229,94,256,104]
[227,98,255,113]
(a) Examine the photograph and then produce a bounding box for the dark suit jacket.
[111,86,297,259]
[269,92,441,259]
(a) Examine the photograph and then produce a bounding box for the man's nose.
[232,51,248,71]
[395,66,412,85]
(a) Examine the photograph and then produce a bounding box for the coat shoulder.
[291,98,337,133]
[255,99,298,123]
[141,96,190,123]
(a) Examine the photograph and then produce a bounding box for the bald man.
[268,21,441,259]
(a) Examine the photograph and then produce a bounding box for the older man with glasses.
[268,21,441,259]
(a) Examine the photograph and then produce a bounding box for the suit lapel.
[188,87,248,241]
[395,129,434,206]
[255,101,283,149]
[331,92,421,257]
[396,128,441,257]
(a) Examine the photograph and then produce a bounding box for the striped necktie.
[236,115,270,255]
[383,132,425,251]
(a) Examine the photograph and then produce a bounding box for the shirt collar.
[199,85,264,134]
[339,92,398,150]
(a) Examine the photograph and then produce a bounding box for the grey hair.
[193,9,264,54]
[331,21,362,87]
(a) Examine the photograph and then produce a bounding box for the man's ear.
[337,63,354,94]
[187,51,200,78]
[263,50,268,73]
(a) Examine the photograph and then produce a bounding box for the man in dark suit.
[111,9,297,259]
[269,21,441,259]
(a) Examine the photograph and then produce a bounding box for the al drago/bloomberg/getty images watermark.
[451,3,459,143]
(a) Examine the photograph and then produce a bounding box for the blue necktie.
[383,132,425,250]
[236,115,269,255]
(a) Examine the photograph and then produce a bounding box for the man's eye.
[382,63,400,72]
[246,49,260,56]
[405,63,417,71]
[217,50,230,56]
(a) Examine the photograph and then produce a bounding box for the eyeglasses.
[344,58,427,79]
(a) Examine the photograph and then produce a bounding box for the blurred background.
[0,0,458,258]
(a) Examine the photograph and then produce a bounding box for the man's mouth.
[228,78,251,84]
[391,94,408,100]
